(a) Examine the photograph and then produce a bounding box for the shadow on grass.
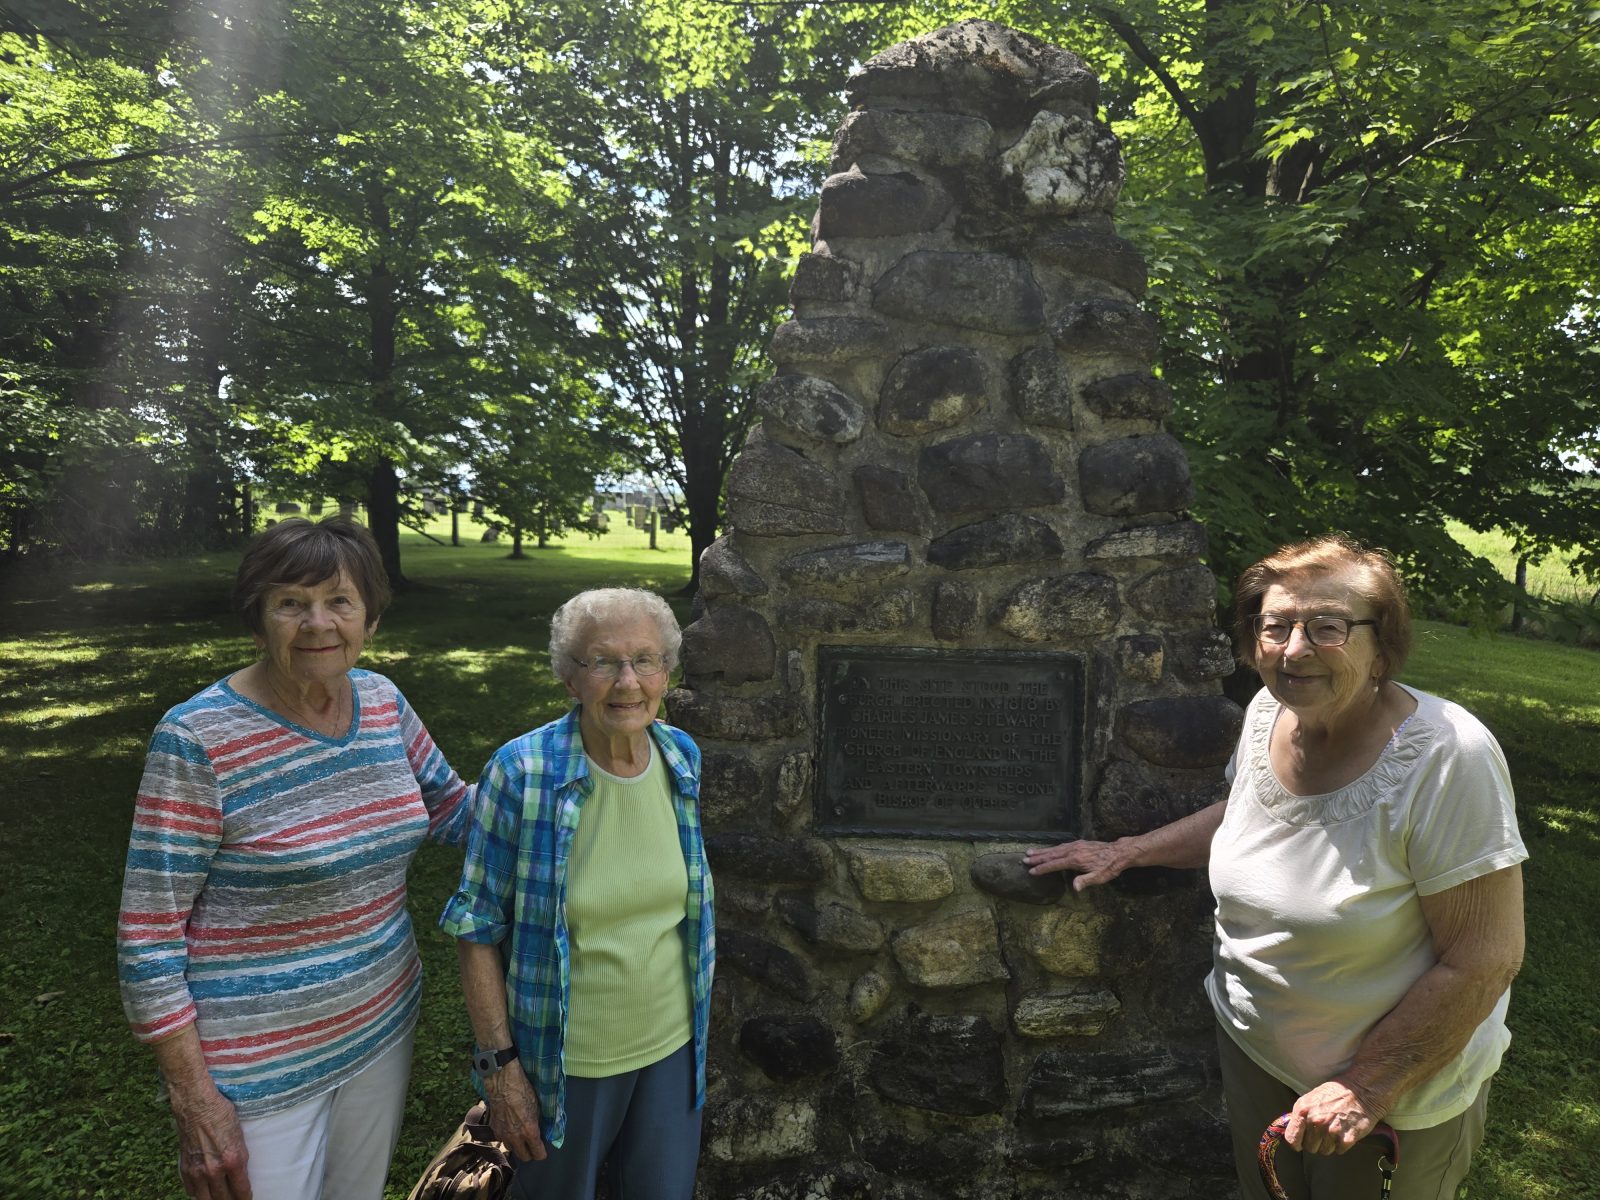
[0,539,692,1199]
[2,564,1593,1200]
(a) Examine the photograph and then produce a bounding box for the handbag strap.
[1257,1112,1400,1200]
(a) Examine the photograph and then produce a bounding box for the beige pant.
[1217,1024,1490,1200]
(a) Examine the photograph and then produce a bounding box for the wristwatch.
[472,1045,518,1078]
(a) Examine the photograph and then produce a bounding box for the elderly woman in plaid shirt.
[440,587,714,1200]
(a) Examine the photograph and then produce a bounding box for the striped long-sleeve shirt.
[439,708,714,1149]
[117,668,470,1117]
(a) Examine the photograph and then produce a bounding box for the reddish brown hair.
[232,516,391,636]
[1233,533,1412,683]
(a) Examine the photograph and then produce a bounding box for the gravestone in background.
[672,20,1242,1199]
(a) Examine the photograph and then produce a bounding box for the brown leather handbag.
[406,1101,515,1200]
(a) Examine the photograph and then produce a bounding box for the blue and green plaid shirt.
[439,707,714,1148]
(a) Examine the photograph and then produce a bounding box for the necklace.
[264,675,349,737]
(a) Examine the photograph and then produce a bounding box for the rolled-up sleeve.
[440,751,523,944]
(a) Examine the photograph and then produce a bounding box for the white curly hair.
[548,587,682,682]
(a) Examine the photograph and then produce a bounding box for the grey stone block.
[756,374,866,444]
[928,514,1063,572]
[970,851,1067,905]
[874,251,1045,336]
[718,929,813,1001]
[704,833,831,883]
[1008,345,1074,429]
[789,252,861,303]
[1080,372,1173,419]
[770,316,893,366]
[680,604,776,684]
[879,345,989,436]
[991,572,1120,641]
[1119,695,1244,769]
[853,465,926,534]
[1128,564,1218,621]
[869,1009,1008,1116]
[739,1014,840,1082]
[918,433,1064,514]
[848,19,1099,121]
[1053,299,1159,362]
[665,688,806,741]
[818,166,954,240]
[697,534,769,598]
[1021,1048,1207,1116]
[726,434,846,536]
[1078,434,1194,517]
[778,540,911,589]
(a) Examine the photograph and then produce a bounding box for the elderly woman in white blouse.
[1026,534,1525,1200]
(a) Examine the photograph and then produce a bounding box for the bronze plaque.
[816,646,1083,839]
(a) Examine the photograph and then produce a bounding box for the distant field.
[1447,520,1593,605]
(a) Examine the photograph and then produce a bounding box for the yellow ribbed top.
[562,744,693,1077]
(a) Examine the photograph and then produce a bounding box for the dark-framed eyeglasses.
[1252,615,1377,647]
[570,652,667,679]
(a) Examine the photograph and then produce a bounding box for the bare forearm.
[1340,867,1524,1118]
[457,940,514,1049]
[1125,800,1225,870]
[1339,958,1516,1117]
[148,1024,251,1198]
[150,1024,216,1094]
[455,938,546,1160]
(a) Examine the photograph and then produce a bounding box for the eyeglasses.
[1252,615,1377,647]
[570,652,667,679]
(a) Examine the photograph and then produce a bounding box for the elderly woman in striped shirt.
[117,516,471,1200]
[441,587,714,1200]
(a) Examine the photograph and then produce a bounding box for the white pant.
[236,1028,414,1200]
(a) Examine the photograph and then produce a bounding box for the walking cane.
[1257,1113,1401,1200]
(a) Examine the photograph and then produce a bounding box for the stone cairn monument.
[672,21,1244,1200]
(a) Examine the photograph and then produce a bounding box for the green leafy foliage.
[996,0,1600,603]
[517,0,878,588]
[2,0,1595,604]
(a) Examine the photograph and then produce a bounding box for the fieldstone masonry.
[674,21,1242,1199]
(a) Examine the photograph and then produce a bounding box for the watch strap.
[472,1045,518,1076]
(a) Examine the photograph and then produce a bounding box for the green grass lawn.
[0,532,1594,1198]
[1445,521,1592,606]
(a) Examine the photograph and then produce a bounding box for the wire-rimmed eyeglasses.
[1252,615,1377,647]
[570,652,668,679]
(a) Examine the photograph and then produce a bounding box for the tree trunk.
[509,526,525,558]
[680,461,720,596]
[4,506,28,560]
[178,200,239,551]
[367,457,405,588]
[362,181,406,587]
[1511,553,1529,631]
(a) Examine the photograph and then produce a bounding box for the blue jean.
[509,1040,701,1200]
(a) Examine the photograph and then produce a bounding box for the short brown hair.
[1233,533,1412,683]
[232,516,391,636]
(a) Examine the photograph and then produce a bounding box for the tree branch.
[1092,4,1204,133]
[0,130,338,202]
